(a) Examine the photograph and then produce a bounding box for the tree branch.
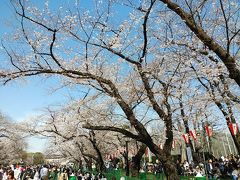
[82,124,143,142]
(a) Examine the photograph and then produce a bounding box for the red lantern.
[205,125,213,137]
[106,155,111,160]
[229,122,239,135]
[190,130,197,141]
[182,134,189,144]
[145,147,149,156]
[172,139,176,149]
[158,143,163,150]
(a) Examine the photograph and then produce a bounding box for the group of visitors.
[101,153,240,179]
[0,164,107,180]
[2,154,240,179]
[174,154,240,179]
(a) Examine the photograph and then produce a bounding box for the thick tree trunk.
[131,144,147,177]
[161,116,180,179]
[86,158,93,171]
[89,130,106,172]
[163,157,180,180]
[77,159,83,171]
[235,133,240,154]
[92,144,105,172]
[146,143,179,180]
[95,157,105,173]
[161,143,179,180]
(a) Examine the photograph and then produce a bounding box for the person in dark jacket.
[206,159,213,179]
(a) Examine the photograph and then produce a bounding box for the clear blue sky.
[0,0,131,152]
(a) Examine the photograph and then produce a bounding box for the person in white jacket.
[14,166,21,180]
[33,169,40,180]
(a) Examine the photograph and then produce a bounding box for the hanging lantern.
[205,125,213,137]
[145,147,149,156]
[158,143,163,150]
[172,139,176,149]
[182,134,189,144]
[106,155,111,160]
[190,130,197,141]
[229,122,239,135]
[111,154,115,159]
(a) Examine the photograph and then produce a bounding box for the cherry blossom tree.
[0,112,26,164]
[158,0,240,85]
[0,0,238,179]
[0,1,181,178]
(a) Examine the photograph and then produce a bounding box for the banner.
[205,125,213,137]
[182,134,189,144]
[229,122,239,135]
[189,130,197,141]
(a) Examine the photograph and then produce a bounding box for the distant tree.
[32,152,45,165]
[0,112,26,164]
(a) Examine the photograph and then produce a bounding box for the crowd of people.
[0,164,107,180]
[174,154,240,179]
[1,154,240,180]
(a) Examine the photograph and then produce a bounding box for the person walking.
[7,170,16,180]
[206,159,213,179]
[48,167,57,180]
[69,172,76,180]
[40,166,48,180]
[58,170,68,180]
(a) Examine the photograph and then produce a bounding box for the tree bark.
[163,156,180,180]
[236,133,240,154]
[89,130,106,172]
[146,143,179,180]
[77,159,83,171]
[131,144,147,177]
[86,158,93,171]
